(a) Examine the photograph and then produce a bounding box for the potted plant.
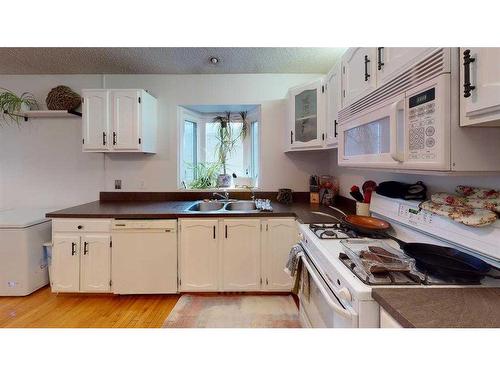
[213,111,248,188]
[0,88,39,125]
[187,161,222,189]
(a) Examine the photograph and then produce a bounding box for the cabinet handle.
[71,242,77,256]
[113,131,117,145]
[334,120,338,137]
[266,278,269,285]
[213,225,216,239]
[290,130,293,144]
[225,225,228,238]
[102,132,107,146]
[377,47,384,70]
[463,49,476,98]
[364,55,371,81]
[83,242,89,255]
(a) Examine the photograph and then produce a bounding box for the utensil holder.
[356,202,370,216]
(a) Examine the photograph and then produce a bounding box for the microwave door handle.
[299,254,357,322]
[390,98,406,162]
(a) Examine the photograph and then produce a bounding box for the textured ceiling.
[0,48,346,74]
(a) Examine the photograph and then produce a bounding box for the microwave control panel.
[408,87,437,160]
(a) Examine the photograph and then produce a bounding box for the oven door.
[338,94,406,168]
[298,253,359,328]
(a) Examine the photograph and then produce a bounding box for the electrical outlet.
[115,180,122,190]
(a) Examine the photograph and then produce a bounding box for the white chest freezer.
[0,209,52,296]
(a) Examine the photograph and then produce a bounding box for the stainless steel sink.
[187,201,225,212]
[224,200,258,212]
[186,200,259,213]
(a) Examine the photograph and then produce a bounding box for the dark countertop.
[373,288,500,328]
[46,199,354,224]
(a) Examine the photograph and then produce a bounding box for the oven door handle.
[390,97,406,163]
[299,254,356,322]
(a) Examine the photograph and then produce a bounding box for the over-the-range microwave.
[338,48,500,172]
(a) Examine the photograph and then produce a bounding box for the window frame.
[177,106,261,190]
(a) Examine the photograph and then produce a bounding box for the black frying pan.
[386,235,493,278]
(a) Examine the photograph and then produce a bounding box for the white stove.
[297,193,500,328]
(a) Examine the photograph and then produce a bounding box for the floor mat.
[163,294,301,328]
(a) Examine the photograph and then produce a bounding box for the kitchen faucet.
[213,191,229,201]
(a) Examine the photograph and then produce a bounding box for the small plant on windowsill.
[0,88,39,126]
[187,162,222,189]
[213,111,248,188]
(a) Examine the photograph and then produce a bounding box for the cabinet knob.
[77,225,83,230]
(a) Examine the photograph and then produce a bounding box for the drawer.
[52,219,112,233]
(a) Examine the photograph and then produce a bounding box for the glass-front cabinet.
[287,79,325,150]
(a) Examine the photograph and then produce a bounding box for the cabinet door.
[342,47,377,107]
[262,219,297,291]
[111,90,141,151]
[80,234,111,292]
[82,90,109,151]
[460,47,500,126]
[179,219,219,291]
[51,235,80,292]
[221,219,261,291]
[289,79,326,150]
[376,47,435,86]
[325,64,342,147]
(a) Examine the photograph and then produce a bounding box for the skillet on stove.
[316,206,497,280]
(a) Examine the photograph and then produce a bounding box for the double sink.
[186,200,259,213]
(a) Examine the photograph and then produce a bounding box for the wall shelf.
[3,109,82,121]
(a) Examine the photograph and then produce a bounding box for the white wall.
[0,75,106,209]
[0,74,329,209]
[102,74,328,191]
[328,150,500,197]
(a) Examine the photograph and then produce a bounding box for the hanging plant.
[0,88,39,125]
[239,110,249,139]
[212,111,250,187]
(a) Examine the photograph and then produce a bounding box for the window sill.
[177,187,260,192]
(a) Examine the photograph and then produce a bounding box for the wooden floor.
[0,287,180,328]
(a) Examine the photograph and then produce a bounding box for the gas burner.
[338,253,482,286]
[309,223,358,240]
[308,223,386,240]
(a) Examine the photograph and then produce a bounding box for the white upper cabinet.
[221,219,261,291]
[341,48,377,107]
[288,78,326,150]
[82,89,157,153]
[111,90,141,151]
[325,64,342,148]
[376,47,435,87]
[82,90,109,151]
[460,47,500,126]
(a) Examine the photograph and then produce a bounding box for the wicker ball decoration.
[46,85,82,111]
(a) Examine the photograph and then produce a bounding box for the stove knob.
[338,287,352,302]
[298,232,304,241]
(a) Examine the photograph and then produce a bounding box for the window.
[179,107,260,189]
[182,120,197,182]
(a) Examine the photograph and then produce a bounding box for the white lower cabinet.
[51,235,81,292]
[80,234,112,292]
[261,218,298,291]
[179,217,298,292]
[50,219,112,293]
[179,219,219,292]
[221,219,261,291]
